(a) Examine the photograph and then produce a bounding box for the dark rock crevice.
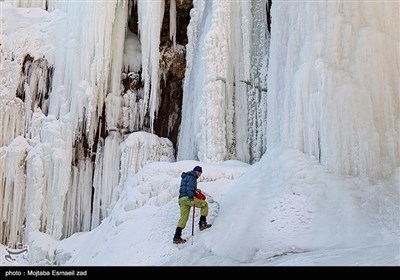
[16,54,53,116]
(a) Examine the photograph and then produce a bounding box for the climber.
[172,166,211,244]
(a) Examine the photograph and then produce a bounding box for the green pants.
[177,196,208,229]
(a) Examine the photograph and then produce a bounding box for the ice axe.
[191,203,195,245]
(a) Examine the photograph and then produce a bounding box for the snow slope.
[11,147,398,266]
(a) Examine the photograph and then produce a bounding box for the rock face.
[155,42,186,152]
[156,0,192,153]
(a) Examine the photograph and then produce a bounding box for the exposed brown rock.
[122,71,143,92]
[154,42,186,153]
[16,54,53,115]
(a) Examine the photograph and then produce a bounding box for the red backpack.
[195,191,206,200]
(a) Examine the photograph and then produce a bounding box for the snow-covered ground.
[2,146,398,266]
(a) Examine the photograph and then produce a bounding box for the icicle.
[5,0,47,9]
[39,116,72,240]
[178,0,269,164]
[246,0,269,163]
[137,0,165,132]
[62,159,92,237]
[0,98,25,148]
[177,0,206,161]
[91,132,122,229]
[25,144,45,238]
[170,0,177,47]
[0,137,31,247]
[109,3,129,96]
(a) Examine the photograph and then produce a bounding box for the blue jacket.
[178,171,198,201]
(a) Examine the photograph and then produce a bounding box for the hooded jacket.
[178,171,198,201]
